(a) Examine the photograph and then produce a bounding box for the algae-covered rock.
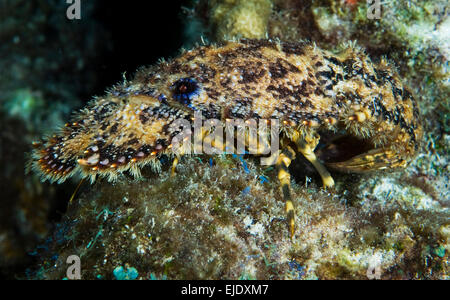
[208,0,273,41]
[28,154,448,279]
[183,0,274,46]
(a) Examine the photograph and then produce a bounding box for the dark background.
[90,0,185,98]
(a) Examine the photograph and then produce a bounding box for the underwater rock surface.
[29,155,447,279]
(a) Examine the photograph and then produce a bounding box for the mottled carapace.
[30,39,422,237]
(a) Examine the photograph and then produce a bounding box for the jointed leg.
[326,148,407,172]
[171,157,179,177]
[276,146,296,238]
[294,133,335,188]
[171,126,209,177]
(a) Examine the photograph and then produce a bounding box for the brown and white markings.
[30,39,423,238]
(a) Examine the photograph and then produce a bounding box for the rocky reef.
[28,154,448,279]
[3,1,447,279]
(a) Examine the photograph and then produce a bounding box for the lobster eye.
[171,78,200,104]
